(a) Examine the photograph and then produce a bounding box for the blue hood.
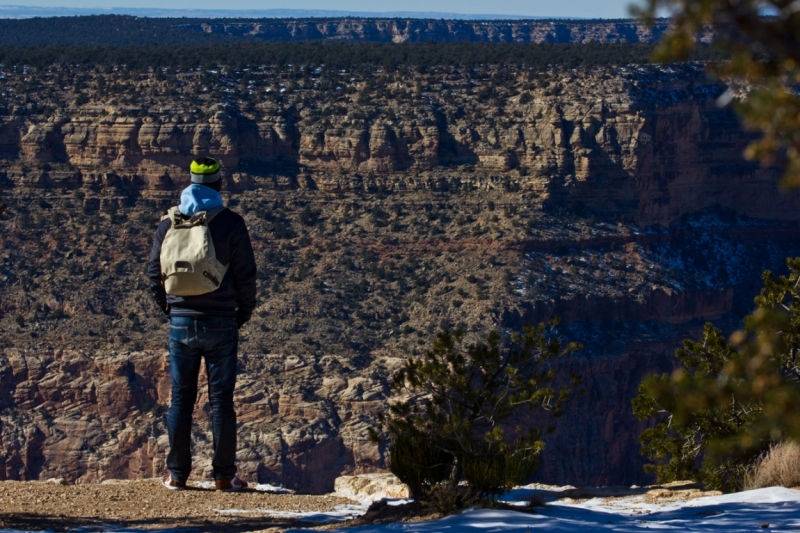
[178,184,224,216]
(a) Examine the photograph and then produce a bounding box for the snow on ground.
[213,502,371,523]
[285,487,800,532]
[3,485,800,532]
[193,480,293,493]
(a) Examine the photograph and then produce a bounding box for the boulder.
[333,473,410,503]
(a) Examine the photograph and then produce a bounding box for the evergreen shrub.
[633,258,800,491]
[373,325,581,509]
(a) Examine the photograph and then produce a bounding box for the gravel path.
[0,479,358,532]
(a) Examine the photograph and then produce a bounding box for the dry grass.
[745,441,800,490]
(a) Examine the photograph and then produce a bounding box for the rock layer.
[3,62,800,492]
[176,19,679,44]
[1,65,794,227]
[0,349,385,492]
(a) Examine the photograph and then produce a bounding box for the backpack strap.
[163,205,227,227]
[205,205,227,224]
[166,206,183,226]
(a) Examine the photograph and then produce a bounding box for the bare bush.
[745,441,800,490]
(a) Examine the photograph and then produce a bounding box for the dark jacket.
[147,208,257,325]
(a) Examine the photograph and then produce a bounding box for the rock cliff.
[174,19,678,44]
[2,61,800,492]
[0,63,791,226]
[0,17,705,47]
[0,348,384,492]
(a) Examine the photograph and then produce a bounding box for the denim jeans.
[166,316,239,482]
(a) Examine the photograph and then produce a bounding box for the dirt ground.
[0,479,357,532]
[0,478,732,532]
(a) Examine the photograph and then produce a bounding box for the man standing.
[147,157,257,492]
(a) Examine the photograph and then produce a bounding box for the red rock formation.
[0,349,388,492]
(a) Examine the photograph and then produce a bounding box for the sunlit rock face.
[1,63,800,492]
[2,65,790,227]
[0,349,383,492]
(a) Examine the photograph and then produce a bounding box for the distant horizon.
[0,6,578,19]
[0,4,643,20]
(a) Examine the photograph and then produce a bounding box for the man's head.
[190,157,222,192]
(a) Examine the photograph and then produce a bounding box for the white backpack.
[160,206,228,296]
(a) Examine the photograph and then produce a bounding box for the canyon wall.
[1,66,793,227]
[0,348,382,493]
[0,17,706,47]
[175,19,678,44]
[2,63,800,491]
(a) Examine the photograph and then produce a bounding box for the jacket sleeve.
[147,219,172,316]
[230,216,257,325]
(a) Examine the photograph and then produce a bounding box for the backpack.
[160,206,228,296]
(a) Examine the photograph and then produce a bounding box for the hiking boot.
[216,475,247,492]
[162,474,186,491]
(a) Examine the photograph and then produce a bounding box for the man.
[147,156,257,492]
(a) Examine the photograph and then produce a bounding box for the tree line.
[0,15,665,48]
[0,41,721,71]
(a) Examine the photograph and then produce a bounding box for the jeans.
[166,316,239,482]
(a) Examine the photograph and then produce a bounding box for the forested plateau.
[0,16,682,47]
[2,56,800,493]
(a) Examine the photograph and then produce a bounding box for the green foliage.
[633,258,800,491]
[631,0,800,487]
[633,0,800,186]
[376,325,581,505]
[460,438,544,496]
[386,426,455,500]
[632,324,760,491]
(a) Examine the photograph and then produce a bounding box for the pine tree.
[628,0,800,490]
[633,0,800,187]
[633,259,800,491]
[373,324,581,508]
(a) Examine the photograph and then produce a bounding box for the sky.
[3,1,642,19]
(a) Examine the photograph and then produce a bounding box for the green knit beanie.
[190,157,221,184]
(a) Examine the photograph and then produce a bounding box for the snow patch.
[286,487,800,533]
[214,502,370,523]
[191,481,291,493]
